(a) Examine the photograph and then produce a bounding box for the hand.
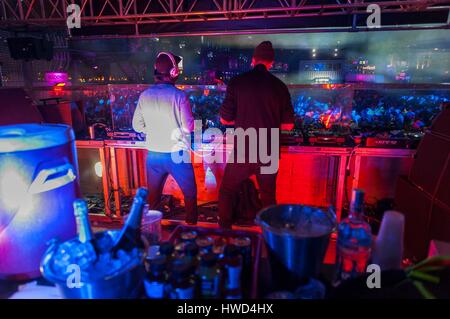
[220,117,235,126]
[281,123,294,131]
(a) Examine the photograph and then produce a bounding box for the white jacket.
[132,84,194,153]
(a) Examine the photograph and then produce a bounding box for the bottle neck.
[126,197,145,229]
[76,214,94,243]
[348,205,364,220]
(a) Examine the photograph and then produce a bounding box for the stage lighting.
[94,161,103,178]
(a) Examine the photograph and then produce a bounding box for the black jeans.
[218,162,277,228]
[146,151,198,224]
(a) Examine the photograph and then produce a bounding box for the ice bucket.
[41,230,144,299]
[256,205,336,289]
[0,124,79,280]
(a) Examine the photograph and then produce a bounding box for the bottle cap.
[136,188,149,200]
[196,236,214,248]
[180,231,198,242]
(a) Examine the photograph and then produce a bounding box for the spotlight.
[94,161,103,178]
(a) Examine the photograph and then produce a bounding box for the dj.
[218,41,295,229]
[132,52,198,225]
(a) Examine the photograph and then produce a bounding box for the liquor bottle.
[198,253,222,299]
[334,189,372,286]
[185,242,199,266]
[222,244,243,299]
[111,188,149,255]
[159,242,175,260]
[73,198,97,265]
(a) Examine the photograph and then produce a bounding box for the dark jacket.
[220,64,294,130]
[219,64,294,162]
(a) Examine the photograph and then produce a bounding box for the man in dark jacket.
[218,41,295,229]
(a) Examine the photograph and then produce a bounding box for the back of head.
[154,52,182,83]
[252,41,275,69]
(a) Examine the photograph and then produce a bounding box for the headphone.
[156,52,180,79]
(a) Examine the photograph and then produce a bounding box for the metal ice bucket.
[256,205,336,289]
[40,230,144,299]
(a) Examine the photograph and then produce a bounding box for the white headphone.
[156,52,180,79]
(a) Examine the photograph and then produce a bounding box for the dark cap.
[154,52,181,75]
[253,41,275,62]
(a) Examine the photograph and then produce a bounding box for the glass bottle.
[198,253,222,299]
[144,256,167,299]
[111,188,149,254]
[334,189,372,285]
[168,260,197,299]
[222,244,243,299]
[73,198,97,265]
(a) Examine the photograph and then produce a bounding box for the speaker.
[395,176,432,260]
[409,133,450,195]
[37,100,73,127]
[429,200,450,244]
[7,37,54,61]
[77,148,104,196]
[431,107,450,139]
[436,158,450,208]
[0,88,43,125]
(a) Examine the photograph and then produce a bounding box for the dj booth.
[75,139,415,223]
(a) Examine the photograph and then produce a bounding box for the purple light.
[45,72,69,86]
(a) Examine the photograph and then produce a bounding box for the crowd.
[62,86,449,135]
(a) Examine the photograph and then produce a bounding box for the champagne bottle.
[74,199,95,243]
[111,187,149,254]
[73,198,98,261]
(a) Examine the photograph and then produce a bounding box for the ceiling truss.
[0,0,448,38]
[0,0,449,26]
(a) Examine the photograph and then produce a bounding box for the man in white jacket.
[132,52,197,225]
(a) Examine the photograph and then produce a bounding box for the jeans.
[146,151,198,224]
[218,162,278,228]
